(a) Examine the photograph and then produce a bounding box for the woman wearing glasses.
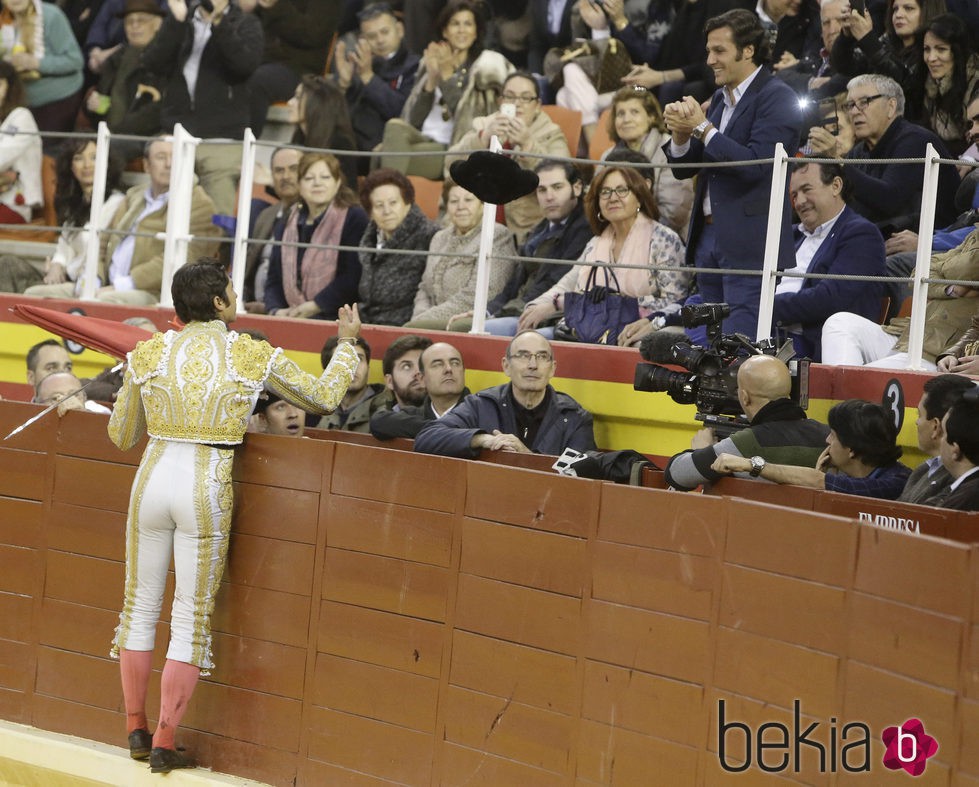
[518,165,691,346]
[445,71,569,243]
[379,0,513,179]
[600,85,693,235]
[263,152,368,319]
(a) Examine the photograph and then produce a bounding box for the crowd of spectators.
[1,0,978,513]
[0,0,976,346]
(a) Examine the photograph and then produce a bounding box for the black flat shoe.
[149,747,195,774]
[128,728,152,760]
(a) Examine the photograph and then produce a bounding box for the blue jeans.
[483,317,555,340]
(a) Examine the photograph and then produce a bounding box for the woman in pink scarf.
[263,152,368,319]
[521,165,691,345]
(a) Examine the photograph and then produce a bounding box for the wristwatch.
[692,120,712,140]
[749,456,766,477]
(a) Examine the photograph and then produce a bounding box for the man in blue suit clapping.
[663,8,802,340]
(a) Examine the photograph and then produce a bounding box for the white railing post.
[905,142,940,369]
[231,129,257,314]
[756,142,788,341]
[159,124,199,309]
[469,136,503,335]
[79,122,112,301]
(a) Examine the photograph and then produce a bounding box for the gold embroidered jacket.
[108,320,358,449]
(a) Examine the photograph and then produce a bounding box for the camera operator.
[712,400,912,501]
[664,354,829,491]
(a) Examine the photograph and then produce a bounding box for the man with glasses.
[445,71,570,243]
[663,8,801,341]
[335,3,420,167]
[413,330,595,458]
[842,73,959,233]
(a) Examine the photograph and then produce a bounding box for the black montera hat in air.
[448,150,539,205]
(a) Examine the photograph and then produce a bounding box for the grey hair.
[847,73,905,115]
[143,135,174,158]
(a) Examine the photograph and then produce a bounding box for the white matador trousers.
[111,439,234,674]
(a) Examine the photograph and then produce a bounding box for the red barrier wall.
[0,400,976,785]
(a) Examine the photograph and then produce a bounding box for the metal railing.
[2,123,976,370]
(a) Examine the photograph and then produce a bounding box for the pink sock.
[153,659,200,750]
[119,649,152,734]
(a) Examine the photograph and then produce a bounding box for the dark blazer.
[527,0,575,74]
[845,117,960,232]
[345,44,420,152]
[941,470,979,512]
[243,201,288,303]
[897,460,954,505]
[487,200,592,317]
[772,206,886,360]
[142,4,264,139]
[664,68,801,273]
[369,388,471,441]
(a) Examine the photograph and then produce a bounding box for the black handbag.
[561,266,639,345]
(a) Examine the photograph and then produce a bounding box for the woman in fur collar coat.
[357,169,440,326]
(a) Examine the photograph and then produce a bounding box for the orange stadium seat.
[541,104,583,158]
[589,107,614,161]
[408,175,442,221]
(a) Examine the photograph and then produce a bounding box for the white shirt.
[547,0,568,36]
[776,207,844,296]
[108,188,169,291]
[182,9,214,105]
[420,87,454,145]
[949,465,979,492]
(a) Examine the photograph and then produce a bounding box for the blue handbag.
[562,265,640,345]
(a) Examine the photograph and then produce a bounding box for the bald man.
[664,355,830,490]
[370,342,470,440]
[35,371,112,415]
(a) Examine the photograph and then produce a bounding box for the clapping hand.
[663,96,706,143]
